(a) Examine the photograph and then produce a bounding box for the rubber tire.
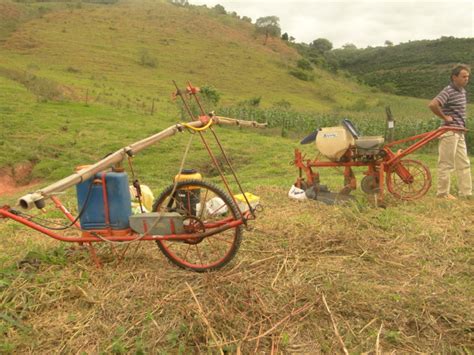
[152,180,242,272]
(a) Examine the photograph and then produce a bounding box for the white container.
[205,197,228,216]
[129,212,184,235]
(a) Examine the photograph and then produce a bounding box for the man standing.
[428,64,472,199]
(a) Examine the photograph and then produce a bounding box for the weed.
[138,48,157,68]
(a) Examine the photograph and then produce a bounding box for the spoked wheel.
[386,159,431,200]
[152,180,242,272]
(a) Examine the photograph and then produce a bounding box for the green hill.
[0,0,370,112]
[2,0,472,180]
[328,37,474,99]
[1,1,474,353]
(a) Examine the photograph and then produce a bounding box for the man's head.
[451,64,470,88]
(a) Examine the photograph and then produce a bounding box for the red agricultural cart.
[293,117,466,204]
[0,83,265,271]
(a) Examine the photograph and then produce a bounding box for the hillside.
[2,0,473,181]
[328,37,474,99]
[1,0,474,353]
[0,0,371,112]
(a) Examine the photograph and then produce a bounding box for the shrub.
[138,49,157,68]
[289,69,314,81]
[200,85,221,106]
[238,96,261,107]
[296,58,312,71]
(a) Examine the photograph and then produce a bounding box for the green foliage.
[200,85,221,106]
[138,48,157,68]
[379,82,398,94]
[273,99,291,110]
[310,38,333,53]
[212,4,226,15]
[296,58,312,71]
[255,16,281,44]
[238,96,261,107]
[0,67,63,101]
[289,68,314,81]
[329,37,474,98]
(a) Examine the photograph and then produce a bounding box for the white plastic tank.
[315,126,355,161]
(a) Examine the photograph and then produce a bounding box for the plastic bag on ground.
[288,185,307,200]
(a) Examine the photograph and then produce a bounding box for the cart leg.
[377,164,386,206]
[86,243,102,268]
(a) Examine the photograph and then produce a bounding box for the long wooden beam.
[18,116,265,209]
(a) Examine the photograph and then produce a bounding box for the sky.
[190,0,474,48]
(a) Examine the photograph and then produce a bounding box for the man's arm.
[428,99,453,123]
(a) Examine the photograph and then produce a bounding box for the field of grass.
[1,0,474,353]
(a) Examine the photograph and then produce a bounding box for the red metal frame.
[294,126,466,201]
[0,201,246,243]
[0,83,258,270]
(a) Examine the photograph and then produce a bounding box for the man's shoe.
[437,194,457,200]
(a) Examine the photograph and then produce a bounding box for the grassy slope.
[0,0,473,353]
[0,0,367,111]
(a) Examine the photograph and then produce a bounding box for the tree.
[241,16,252,23]
[384,40,393,47]
[310,38,333,53]
[281,32,289,41]
[255,16,281,45]
[213,4,226,15]
[342,43,357,50]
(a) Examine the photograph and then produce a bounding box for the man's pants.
[437,132,472,197]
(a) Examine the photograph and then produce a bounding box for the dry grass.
[1,186,473,353]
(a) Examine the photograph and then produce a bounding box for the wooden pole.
[18,116,265,209]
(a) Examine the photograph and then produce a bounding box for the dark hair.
[451,64,471,79]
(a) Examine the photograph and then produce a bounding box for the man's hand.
[429,99,453,123]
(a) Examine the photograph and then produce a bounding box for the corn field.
[218,106,473,152]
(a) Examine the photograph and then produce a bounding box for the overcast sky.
[190,0,473,48]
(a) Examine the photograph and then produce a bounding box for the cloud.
[190,0,473,48]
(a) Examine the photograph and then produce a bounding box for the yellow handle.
[181,119,213,132]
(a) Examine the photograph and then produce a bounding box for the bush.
[289,69,314,81]
[238,96,261,107]
[296,58,312,71]
[138,49,157,68]
[200,85,221,106]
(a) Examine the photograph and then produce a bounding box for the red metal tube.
[0,207,243,243]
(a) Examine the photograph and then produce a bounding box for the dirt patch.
[0,3,24,21]
[0,161,39,196]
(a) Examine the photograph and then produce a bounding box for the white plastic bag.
[288,185,307,200]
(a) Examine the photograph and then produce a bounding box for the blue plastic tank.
[76,171,132,230]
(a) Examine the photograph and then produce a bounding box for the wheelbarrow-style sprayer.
[293,115,466,204]
[0,83,266,271]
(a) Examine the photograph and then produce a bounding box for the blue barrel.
[76,171,132,230]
